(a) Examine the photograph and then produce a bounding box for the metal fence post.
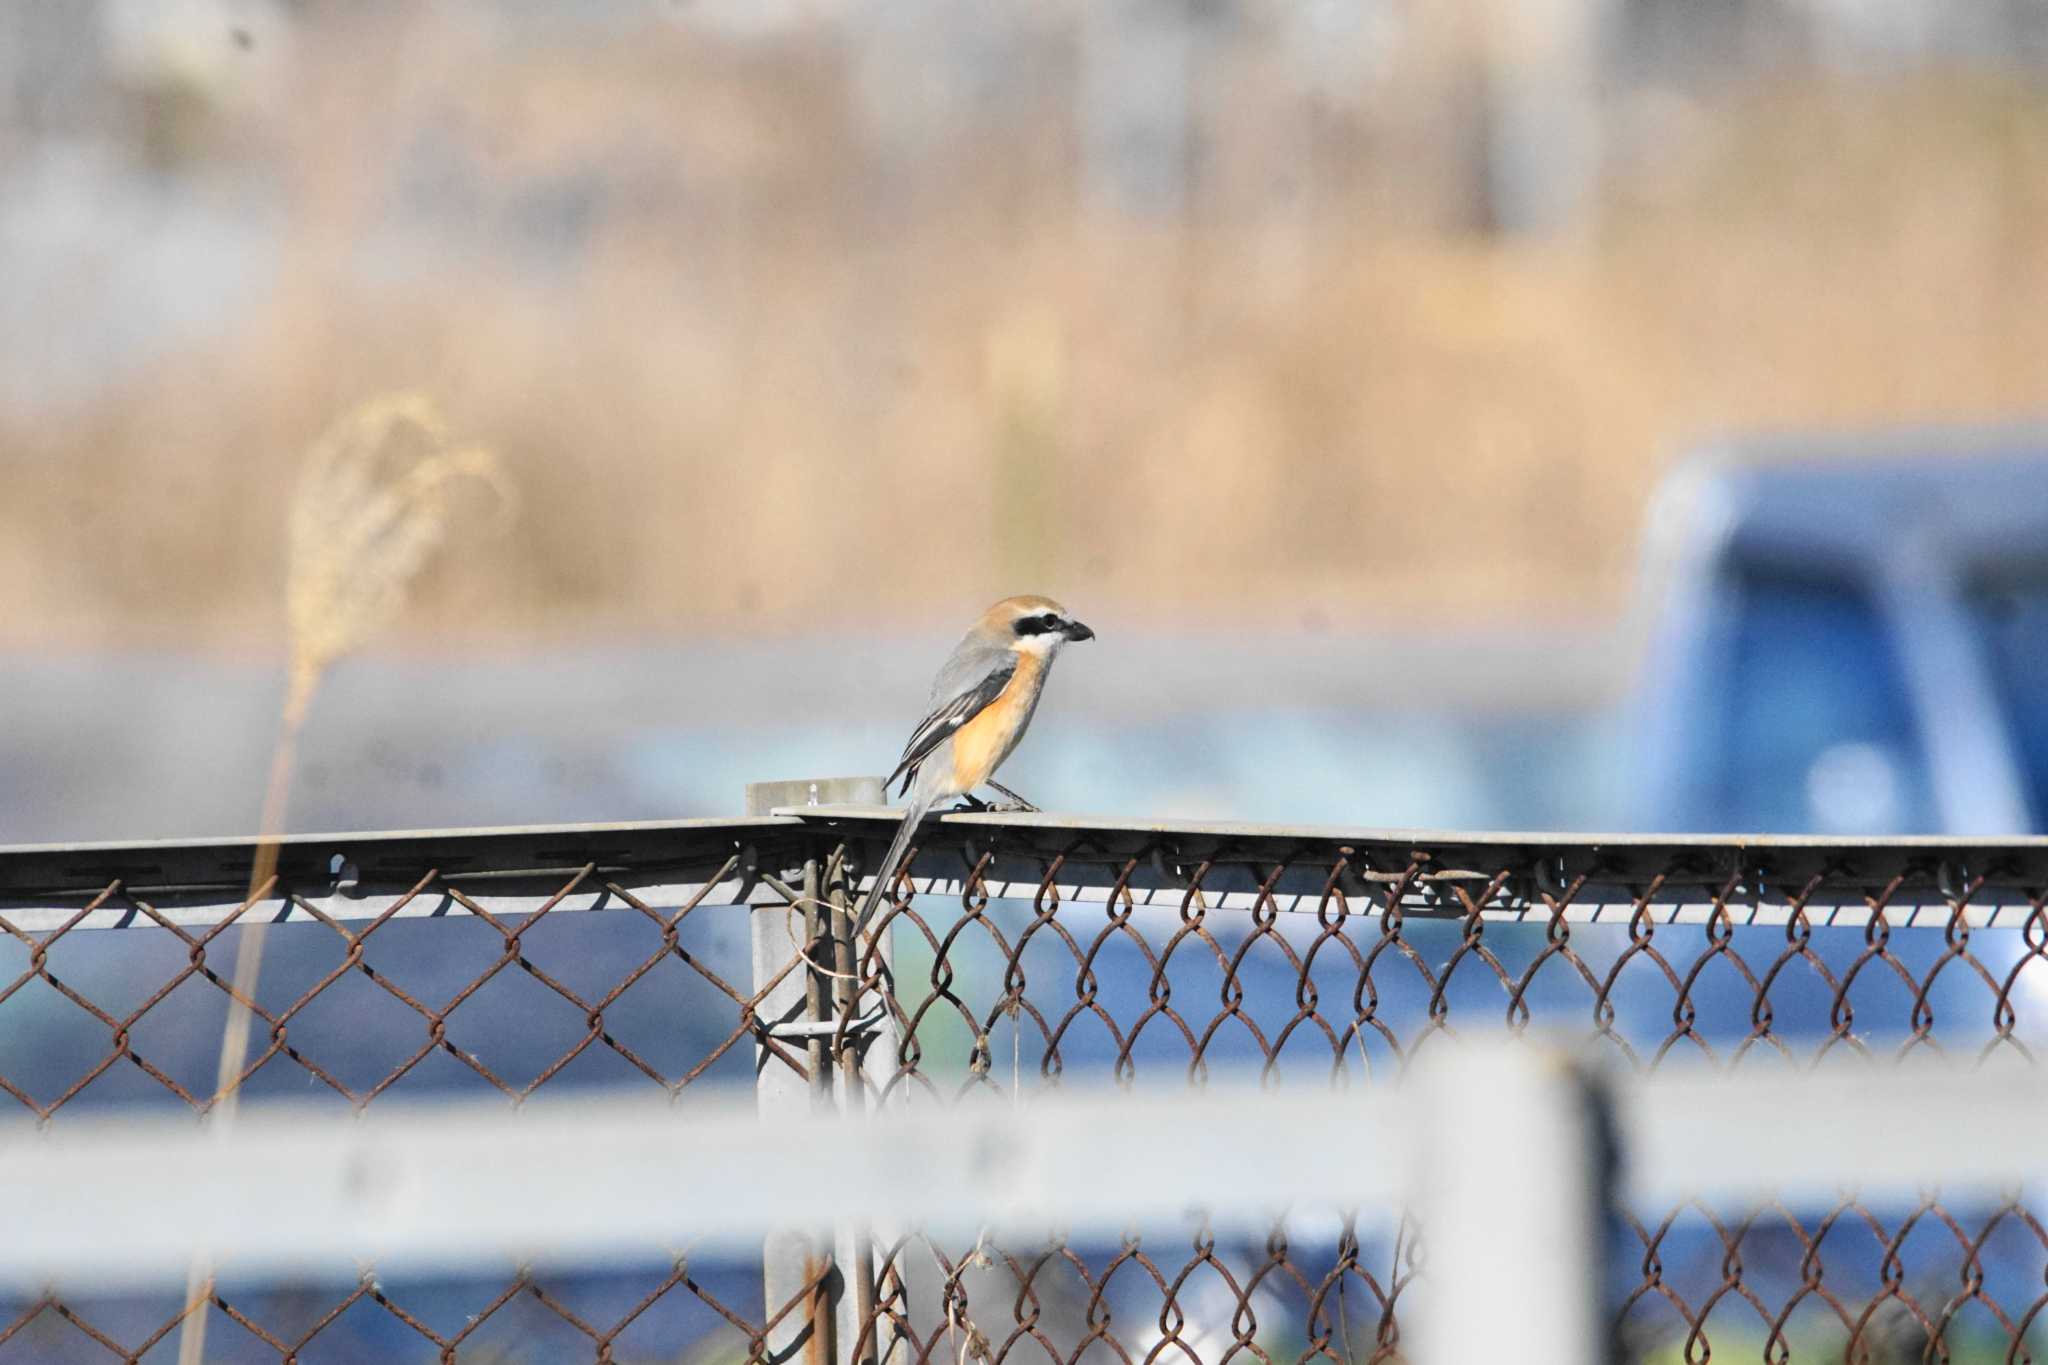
[747,778,889,1365]
[825,836,897,1365]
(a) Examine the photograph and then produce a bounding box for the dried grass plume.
[283,390,516,726]
[179,391,514,1365]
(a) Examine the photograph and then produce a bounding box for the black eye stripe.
[1012,613,1061,637]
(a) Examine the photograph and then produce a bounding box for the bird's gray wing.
[886,658,1016,797]
[928,633,1011,704]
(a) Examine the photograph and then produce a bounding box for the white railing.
[8,1047,2046,1362]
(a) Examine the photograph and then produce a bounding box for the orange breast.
[949,652,1045,791]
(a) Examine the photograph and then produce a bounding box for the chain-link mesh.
[5,814,2048,1361]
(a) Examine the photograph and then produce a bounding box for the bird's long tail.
[851,793,934,942]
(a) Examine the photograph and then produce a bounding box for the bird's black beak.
[1064,619,1095,642]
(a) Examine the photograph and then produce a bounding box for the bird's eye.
[1013,613,1056,637]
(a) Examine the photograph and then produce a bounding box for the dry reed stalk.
[175,392,513,1365]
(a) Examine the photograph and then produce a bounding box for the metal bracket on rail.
[757,1005,890,1041]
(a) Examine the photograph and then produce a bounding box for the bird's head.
[983,595,1095,657]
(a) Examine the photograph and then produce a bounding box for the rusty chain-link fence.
[5,808,2048,1362]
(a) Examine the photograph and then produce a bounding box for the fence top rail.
[806,807,2048,924]
[6,803,2048,930]
[793,804,2048,864]
[0,815,810,899]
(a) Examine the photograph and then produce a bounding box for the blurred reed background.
[6,0,2047,650]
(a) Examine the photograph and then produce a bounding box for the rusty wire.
[4,819,2048,1361]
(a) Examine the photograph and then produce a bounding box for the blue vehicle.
[1628,429,2048,835]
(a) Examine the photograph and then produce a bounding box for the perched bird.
[852,595,1095,935]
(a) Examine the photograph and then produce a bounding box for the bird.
[851,595,1095,937]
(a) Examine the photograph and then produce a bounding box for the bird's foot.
[984,782,1041,814]
[951,794,990,813]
